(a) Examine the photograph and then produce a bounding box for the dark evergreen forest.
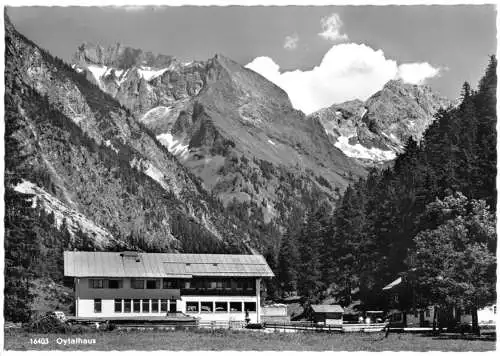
[271,56,497,317]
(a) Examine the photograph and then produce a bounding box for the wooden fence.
[198,320,246,329]
[263,321,387,333]
[263,321,342,333]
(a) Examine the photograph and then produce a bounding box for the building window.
[108,280,122,289]
[124,299,131,313]
[169,300,177,312]
[215,302,228,312]
[163,279,178,289]
[89,279,104,288]
[146,280,158,289]
[201,301,213,313]
[392,313,402,322]
[142,299,150,313]
[152,299,159,313]
[133,299,141,312]
[230,302,242,312]
[425,309,431,317]
[114,299,122,313]
[236,280,244,290]
[244,302,256,312]
[131,279,145,289]
[160,299,168,312]
[184,281,192,289]
[223,280,231,290]
[94,299,102,313]
[186,301,199,313]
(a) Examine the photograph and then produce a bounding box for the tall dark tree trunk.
[471,306,480,336]
[432,305,439,334]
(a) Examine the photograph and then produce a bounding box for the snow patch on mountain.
[14,180,116,247]
[144,164,167,188]
[138,66,170,81]
[335,136,396,161]
[156,133,190,158]
[141,106,172,125]
[87,65,109,88]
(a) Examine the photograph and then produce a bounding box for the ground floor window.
[133,299,141,312]
[152,299,159,312]
[114,299,122,313]
[184,300,255,314]
[94,299,102,313]
[124,299,131,313]
[170,300,177,312]
[244,302,256,312]
[142,299,150,313]
[201,301,213,313]
[186,301,199,312]
[161,299,168,312]
[230,302,243,312]
[215,302,228,312]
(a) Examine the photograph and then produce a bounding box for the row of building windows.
[184,279,254,291]
[185,301,257,313]
[89,278,255,290]
[93,299,175,313]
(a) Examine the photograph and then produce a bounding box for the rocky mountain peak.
[73,42,177,69]
[309,80,451,165]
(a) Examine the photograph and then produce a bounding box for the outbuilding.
[310,304,344,325]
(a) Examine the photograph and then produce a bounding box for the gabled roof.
[64,251,274,278]
[382,277,402,290]
[311,304,344,313]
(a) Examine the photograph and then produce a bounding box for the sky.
[7,4,497,114]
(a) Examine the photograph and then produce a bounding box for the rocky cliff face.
[72,43,366,224]
[5,16,262,253]
[309,80,451,165]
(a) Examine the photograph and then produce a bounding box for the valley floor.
[4,328,496,351]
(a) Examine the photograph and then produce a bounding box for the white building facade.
[64,251,273,324]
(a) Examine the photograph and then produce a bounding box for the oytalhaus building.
[64,251,274,323]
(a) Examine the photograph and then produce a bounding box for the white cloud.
[284,33,299,50]
[397,63,440,85]
[245,43,440,115]
[318,13,348,42]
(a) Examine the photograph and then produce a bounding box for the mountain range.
[4,13,457,317]
[5,14,454,254]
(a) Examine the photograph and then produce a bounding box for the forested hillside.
[270,57,497,317]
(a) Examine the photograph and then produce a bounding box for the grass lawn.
[4,328,496,351]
